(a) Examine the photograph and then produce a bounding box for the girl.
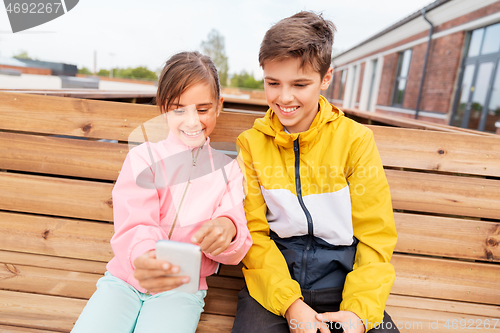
[71,51,252,333]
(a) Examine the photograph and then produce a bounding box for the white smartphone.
[155,240,201,294]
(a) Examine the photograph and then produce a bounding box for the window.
[338,70,347,99]
[452,22,500,132]
[392,49,412,106]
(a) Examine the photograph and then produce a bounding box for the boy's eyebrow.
[264,76,314,82]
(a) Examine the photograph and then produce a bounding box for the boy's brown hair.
[259,11,336,78]
[156,51,220,113]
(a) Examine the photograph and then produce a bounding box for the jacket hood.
[252,95,344,147]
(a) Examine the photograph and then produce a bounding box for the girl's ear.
[216,97,223,117]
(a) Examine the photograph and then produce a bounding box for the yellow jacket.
[236,95,397,330]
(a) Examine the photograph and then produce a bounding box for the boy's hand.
[191,217,236,256]
[285,299,327,333]
[316,311,365,333]
[133,250,189,293]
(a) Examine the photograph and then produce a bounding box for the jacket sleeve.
[236,134,303,317]
[204,159,252,265]
[340,129,397,331]
[110,146,169,272]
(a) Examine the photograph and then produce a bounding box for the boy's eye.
[295,84,307,87]
[267,82,279,86]
[173,109,184,114]
[198,109,209,113]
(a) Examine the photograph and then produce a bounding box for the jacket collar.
[252,95,344,149]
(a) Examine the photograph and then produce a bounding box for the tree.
[78,67,93,75]
[96,66,158,80]
[200,29,229,86]
[13,51,32,60]
[230,70,264,90]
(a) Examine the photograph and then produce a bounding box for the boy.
[233,12,399,333]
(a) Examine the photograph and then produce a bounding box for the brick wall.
[356,62,365,104]
[418,31,465,113]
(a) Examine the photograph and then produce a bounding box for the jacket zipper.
[167,147,201,239]
[294,138,314,286]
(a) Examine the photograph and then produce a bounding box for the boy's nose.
[280,88,294,104]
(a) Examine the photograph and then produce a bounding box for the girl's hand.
[191,217,236,256]
[316,311,365,333]
[133,250,189,293]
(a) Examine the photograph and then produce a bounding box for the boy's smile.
[263,57,332,133]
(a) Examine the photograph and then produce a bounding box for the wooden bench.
[0,91,499,332]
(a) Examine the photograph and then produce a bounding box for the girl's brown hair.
[156,51,220,113]
[259,11,336,78]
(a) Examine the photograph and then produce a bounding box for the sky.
[0,0,435,80]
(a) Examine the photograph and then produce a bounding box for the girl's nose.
[185,108,201,127]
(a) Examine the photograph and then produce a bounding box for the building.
[326,0,500,133]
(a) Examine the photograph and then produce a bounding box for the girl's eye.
[267,82,279,86]
[173,109,184,114]
[198,109,209,113]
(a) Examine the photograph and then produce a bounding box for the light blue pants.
[71,272,206,333]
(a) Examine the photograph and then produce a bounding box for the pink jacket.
[106,132,252,292]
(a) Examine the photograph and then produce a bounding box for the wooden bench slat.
[0,173,113,222]
[387,169,500,219]
[0,290,236,332]
[0,290,85,331]
[2,289,499,333]
[371,126,500,177]
[0,132,125,181]
[391,254,500,306]
[0,92,260,144]
[0,212,114,262]
[394,212,500,262]
[0,325,61,333]
[2,168,498,229]
[4,250,498,306]
[0,250,107,275]
[0,92,158,141]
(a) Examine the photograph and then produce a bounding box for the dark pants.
[232,286,400,333]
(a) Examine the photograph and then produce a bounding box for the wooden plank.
[0,263,100,299]
[0,132,125,181]
[209,112,260,144]
[196,314,235,333]
[0,212,114,262]
[2,289,499,333]
[394,212,500,262]
[0,92,259,144]
[343,107,496,136]
[370,125,500,177]
[0,251,107,274]
[0,173,113,222]
[386,169,500,220]
[0,289,234,332]
[391,254,500,306]
[0,290,85,332]
[204,287,239,317]
[386,295,500,333]
[0,325,61,333]
[0,92,159,141]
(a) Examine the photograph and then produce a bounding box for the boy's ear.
[320,67,334,90]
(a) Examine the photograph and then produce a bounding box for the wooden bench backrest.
[1,91,500,332]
